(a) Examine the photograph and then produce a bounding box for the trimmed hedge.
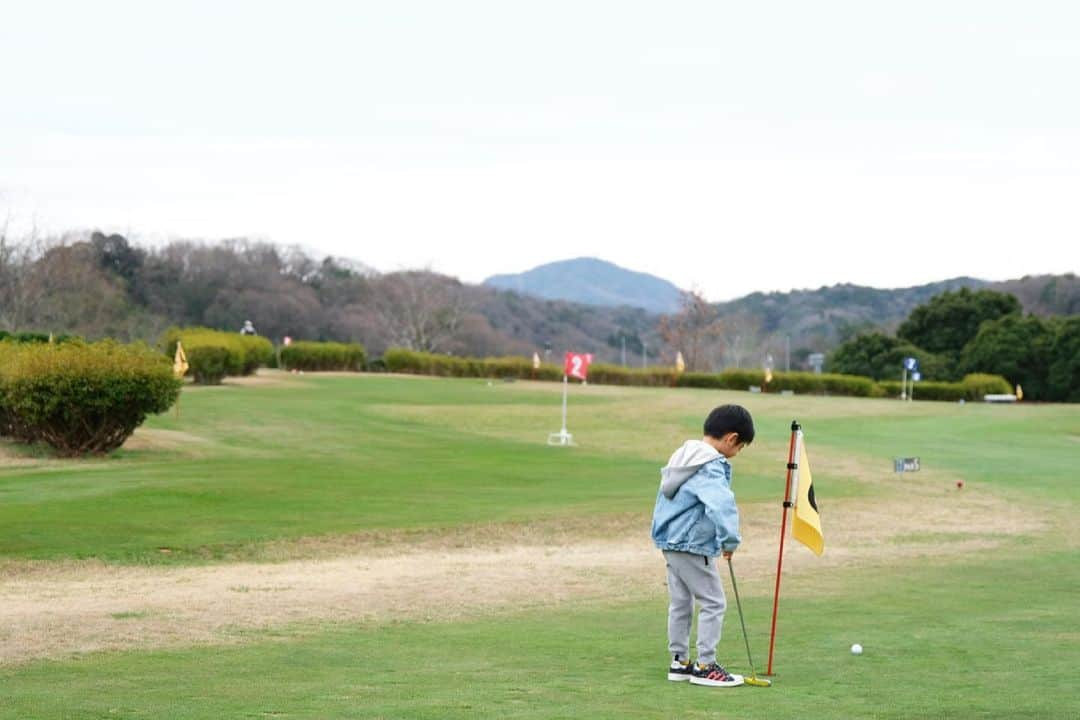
[0,340,181,456]
[379,349,892,399]
[879,373,1013,401]
[187,345,230,385]
[676,369,882,397]
[0,331,81,344]
[279,341,366,372]
[161,327,273,383]
[382,348,563,381]
[587,363,675,387]
[960,373,1013,398]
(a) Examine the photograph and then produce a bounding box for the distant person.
[240,320,257,336]
[651,404,754,688]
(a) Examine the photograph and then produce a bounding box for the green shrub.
[383,348,893,399]
[880,380,965,401]
[280,341,366,372]
[714,369,766,390]
[383,349,563,381]
[587,363,674,386]
[237,335,274,375]
[960,373,1012,398]
[677,369,880,397]
[0,340,181,456]
[878,374,1011,401]
[0,331,81,345]
[187,345,230,385]
[161,327,273,381]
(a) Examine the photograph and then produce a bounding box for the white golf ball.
[851,643,863,655]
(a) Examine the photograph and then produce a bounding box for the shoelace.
[699,663,734,680]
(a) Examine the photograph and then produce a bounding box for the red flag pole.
[766,419,800,676]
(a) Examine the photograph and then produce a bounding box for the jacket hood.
[659,439,723,499]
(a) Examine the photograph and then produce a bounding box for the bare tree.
[658,289,723,371]
[717,310,763,370]
[370,270,467,353]
[0,220,42,332]
[24,235,133,338]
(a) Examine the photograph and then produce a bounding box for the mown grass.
[2,545,1076,719]
[1,373,1077,718]
[0,375,877,564]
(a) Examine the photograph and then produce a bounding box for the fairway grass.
[3,546,1077,719]
[2,373,1078,717]
[0,374,890,565]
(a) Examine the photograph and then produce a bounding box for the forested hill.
[0,230,1075,370]
[714,278,989,347]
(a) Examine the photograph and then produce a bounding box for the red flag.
[564,352,593,380]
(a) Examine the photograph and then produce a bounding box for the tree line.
[0,229,661,362]
[828,288,1079,401]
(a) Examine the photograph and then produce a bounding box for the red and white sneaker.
[667,654,693,681]
[689,662,744,687]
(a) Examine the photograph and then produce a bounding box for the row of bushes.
[0,340,181,456]
[0,331,80,344]
[162,328,366,382]
[380,348,1012,401]
[676,369,881,397]
[382,349,564,380]
[878,373,1012,401]
[161,327,274,384]
[280,341,366,372]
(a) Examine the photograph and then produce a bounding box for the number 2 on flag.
[564,352,593,380]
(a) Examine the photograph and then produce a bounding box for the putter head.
[745,676,772,687]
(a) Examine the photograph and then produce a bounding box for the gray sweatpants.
[663,550,727,665]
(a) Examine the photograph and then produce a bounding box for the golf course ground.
[1,371,1077,719]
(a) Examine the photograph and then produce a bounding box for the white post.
[548,374,574,445]
[560,374,569,434]
[901,367,907,400]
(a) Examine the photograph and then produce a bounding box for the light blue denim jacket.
[651,440,741,557]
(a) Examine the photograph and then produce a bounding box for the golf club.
[727,556,772,687]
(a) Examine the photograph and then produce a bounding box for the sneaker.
[667,654,693,682]
[689,662,744,687]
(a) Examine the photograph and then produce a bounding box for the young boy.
[650,404,754,688]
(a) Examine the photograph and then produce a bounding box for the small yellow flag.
[532,352,541,370]
[765,367,773,384]
[792,435,824,556]
[675,351,686,373]
[173,341,189,378]
[1015,384,1023,401]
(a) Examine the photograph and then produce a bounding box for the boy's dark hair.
[703,404,755,445]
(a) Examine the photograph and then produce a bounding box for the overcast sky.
[2,1,1078,301]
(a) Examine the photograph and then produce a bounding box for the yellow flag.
[765,367,773,384]
[675,351,686,373]
[532,352,541,370]
[173,341,189,378]
[1015,384,1023,401]
[792,435,824,556]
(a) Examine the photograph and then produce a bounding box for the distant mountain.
[475,262,1078,370]
[483,257,683,315]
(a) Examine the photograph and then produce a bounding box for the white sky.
[2,1,1079,301]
